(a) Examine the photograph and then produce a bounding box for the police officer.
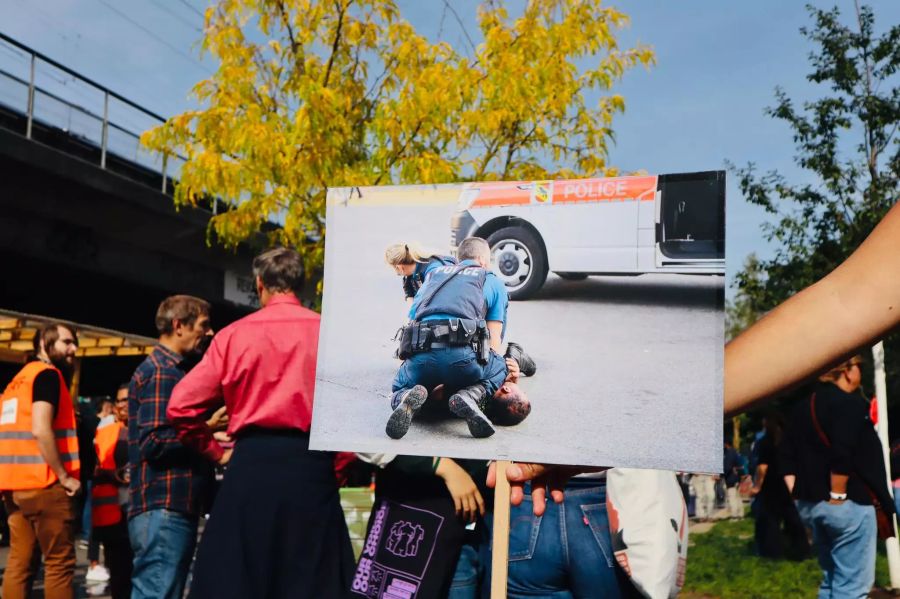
[386,237,509,440]
[384,242,457,303]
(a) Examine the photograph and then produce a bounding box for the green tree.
[731,3,900,402]
[732,3,899,306]
[142,0,654,285]
[725,253,767,341]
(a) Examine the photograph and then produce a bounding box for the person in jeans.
[127,295,216,599]
[487,476,635,598]
[781,356,895,598]
[0,323,82,599]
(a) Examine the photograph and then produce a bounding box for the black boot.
[386,385,428,439]
[505,342,536,377]
[448,385,495,438]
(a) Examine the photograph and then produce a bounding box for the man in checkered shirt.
[126,295,217,599]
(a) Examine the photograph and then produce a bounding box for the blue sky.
[2,0,898,298]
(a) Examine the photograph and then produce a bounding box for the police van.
[449,171,725,300]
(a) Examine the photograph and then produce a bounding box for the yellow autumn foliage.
[142,0,654,282]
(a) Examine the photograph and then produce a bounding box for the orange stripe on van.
[468,176,658,208]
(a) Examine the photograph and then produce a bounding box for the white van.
[449,171,725,299]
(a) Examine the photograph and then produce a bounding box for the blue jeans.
[128,509,199,599]
[494,480,627,599]
[447,542,483,599]
[798,500,876,599]
[392,347,507,406]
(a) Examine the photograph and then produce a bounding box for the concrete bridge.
[0,33,260,393]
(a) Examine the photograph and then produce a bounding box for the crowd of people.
[1,200,899,598]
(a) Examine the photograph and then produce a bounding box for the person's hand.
[115,466,130,485]
[435,459,485,523]
[749,486,761,497]
[217,448,233,466]
[213,431,233,444]
[487,462,605,517]
[505,358,520,384]
[59,474,81,497]
[206,406,229,431]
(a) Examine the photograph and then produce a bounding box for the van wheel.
[487,226,548,300]
[555,272,588,281]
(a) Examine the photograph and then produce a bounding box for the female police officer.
[384,242,457,304]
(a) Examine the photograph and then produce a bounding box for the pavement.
[311,201,724,473]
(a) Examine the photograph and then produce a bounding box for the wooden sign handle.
[490,460,511,598]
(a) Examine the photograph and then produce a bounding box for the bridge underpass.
[0,33,265,396]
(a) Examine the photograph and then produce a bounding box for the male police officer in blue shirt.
[387,237,509,440]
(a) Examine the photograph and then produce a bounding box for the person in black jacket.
[750,412,809,560]
[781,355,895,599]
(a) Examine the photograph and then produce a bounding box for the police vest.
[92,420,124,527]
[413,255,458,286]
[415,264,487,322]
[0,361,80,490]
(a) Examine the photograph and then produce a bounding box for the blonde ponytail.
[384,242,442,266]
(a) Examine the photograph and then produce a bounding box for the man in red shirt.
[168,247,354,598]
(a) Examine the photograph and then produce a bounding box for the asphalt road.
[311,196,723,473]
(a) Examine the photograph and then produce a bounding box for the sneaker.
[448,385,495,438]
[85,564,110,583]
[385,385,428,439]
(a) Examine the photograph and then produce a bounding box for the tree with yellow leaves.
[142,0,654,282]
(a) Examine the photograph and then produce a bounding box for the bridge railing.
[0,32,185,193]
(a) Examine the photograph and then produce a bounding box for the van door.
[655,171,725,271]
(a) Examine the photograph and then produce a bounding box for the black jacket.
[780,382,895,513]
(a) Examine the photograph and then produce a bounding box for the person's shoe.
[448,385,495,438]
[85,564,110,583]
[505,342,536,377]
[385,385,428,439]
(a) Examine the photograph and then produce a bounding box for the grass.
[682,517,890,598]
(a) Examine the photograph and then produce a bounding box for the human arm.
[828,473,850,504]
[725,205,900,414]
[435,458,485,523]
[483,274,508,353]
[505,358,520,384]
[167,339,228,465]
[751,463,767,496]
[487,321,503,353]
[31,401,80,496]
[725,203,900,416]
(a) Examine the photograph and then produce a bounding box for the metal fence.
[0,32,184,193]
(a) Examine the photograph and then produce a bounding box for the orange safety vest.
[92,420,124,527]
[0,361,81,491]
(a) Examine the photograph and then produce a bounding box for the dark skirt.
[188,430,355,599]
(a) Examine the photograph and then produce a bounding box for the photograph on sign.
[310,172,724,472]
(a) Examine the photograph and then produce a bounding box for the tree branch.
[323,0,348,89]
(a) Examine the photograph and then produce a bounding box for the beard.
[46,350,74,384]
